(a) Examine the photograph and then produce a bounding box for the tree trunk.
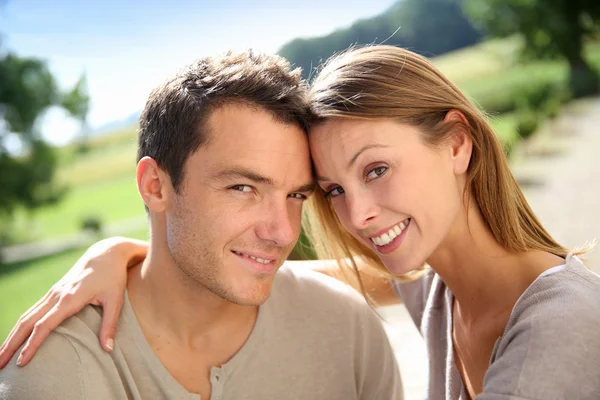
[562,3,600,98]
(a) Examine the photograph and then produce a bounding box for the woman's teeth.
[370,219,410,246]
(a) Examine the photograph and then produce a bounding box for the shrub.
[542,97,562,119]
[81,216,103,235]
[461,62,567,115]
[288,228,316,260]
[516,108,539,139]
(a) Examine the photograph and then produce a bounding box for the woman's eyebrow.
[347,144,389,169]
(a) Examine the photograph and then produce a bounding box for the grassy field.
[0,228,149,341]
[0,248,90,342]
[10,175,142,243]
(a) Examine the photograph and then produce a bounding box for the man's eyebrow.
[293,181,316,194]
[212,168,315,193]
[211,168,274,185]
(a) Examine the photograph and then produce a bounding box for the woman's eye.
[231,185,253,193]
[325,186,344,198]
[366,166,388,181]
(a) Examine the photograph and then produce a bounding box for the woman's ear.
[444,110,473,175]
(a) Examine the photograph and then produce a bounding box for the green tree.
[0,51,89,230]
[465,0,600,97]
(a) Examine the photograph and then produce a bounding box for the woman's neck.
[427,203,564,323]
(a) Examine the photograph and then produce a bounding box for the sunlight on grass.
[0,226,151,342]
[12,175,143,242]
[0,248,84,341]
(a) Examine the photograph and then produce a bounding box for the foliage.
[0,50,89,220]
[465,0,600,97]
[516,107,539,139]
[80,215,103,234]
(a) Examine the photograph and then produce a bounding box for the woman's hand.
[0,236,148,368]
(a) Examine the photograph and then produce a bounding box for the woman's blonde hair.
[303,45,582,290]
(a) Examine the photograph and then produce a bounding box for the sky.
[1,0,397,145]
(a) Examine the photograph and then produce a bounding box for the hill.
[278,0,482,79]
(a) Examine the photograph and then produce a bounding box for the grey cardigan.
[393,254,600,400]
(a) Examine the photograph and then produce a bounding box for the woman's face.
[309,117,470,275]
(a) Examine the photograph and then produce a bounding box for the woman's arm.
[0,237,148,369]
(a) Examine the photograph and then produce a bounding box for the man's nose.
[255,200,299,247]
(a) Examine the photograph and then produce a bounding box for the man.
[0,51,402,399]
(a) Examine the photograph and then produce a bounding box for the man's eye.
[366,166,388,181]
[325,186,344,198]
[231,185,253,193]
[288,193,307,200]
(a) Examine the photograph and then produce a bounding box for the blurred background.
[1,0,599,398]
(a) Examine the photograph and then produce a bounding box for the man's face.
[163,104,313,306]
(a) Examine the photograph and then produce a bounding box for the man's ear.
[444,110,473,175]
[136,157,170,212]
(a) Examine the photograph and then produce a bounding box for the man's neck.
[127,242,258,358]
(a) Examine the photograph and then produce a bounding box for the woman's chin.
[382,255,427,277]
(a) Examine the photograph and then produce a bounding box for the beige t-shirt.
[0,265,402,400]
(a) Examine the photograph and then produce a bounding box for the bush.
[569,64,600,98]
[542,97,562,119]
[81,216,103,234]
[288,228,316,260]
[461,62,567,115]
[516,109,539,139]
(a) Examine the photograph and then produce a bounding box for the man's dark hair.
[137,50,311,192]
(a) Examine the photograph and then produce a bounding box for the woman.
[2,45,599,399]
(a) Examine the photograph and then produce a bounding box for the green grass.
[490,112,520,153]
[8,125,142,244]
[437,37,600,115]
[56,139,137,187]
[0,248,84,342]
[434,36,523,85]
[0,226,151,342]
[12,174,143,242]
[56,126,138,186]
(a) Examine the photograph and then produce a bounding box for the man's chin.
[222,279,275,307]
[224,293,271,307]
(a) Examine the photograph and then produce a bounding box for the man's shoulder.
[268,264,383,329]
[59,302,103,329]
[260,265,403,400]
[0,330,86,399]
[274,264,366,305]
[0,304,135,400]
